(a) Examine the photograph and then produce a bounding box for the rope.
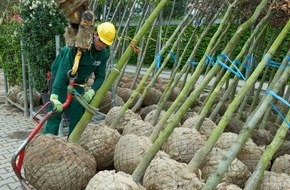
[169,51,178,64]
[130,39,141,54]
[217,53,245,80]
[266,90,290,128]
[155,53,162,70]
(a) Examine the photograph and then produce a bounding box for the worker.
[43,22,116,136]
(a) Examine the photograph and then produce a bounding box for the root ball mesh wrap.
[143,156,204,189]
[78,122,121,170]
[114,134,152,175]
[86,170,145,190]
[106,106,141,133]
[23,134,96,190]
[122,118,154,137]
[257,171,290,190]
[162,127,206,163]
[201,148,250,188]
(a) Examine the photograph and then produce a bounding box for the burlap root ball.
[7,85,22,102]
[86,170,145,190]
[271,154,290,175]
[251,129,274,146]
[256,171,290,190]
[182,115,216,139]
[216,182,242,190]
[140,104,158,120]
[105,106,141,133]
[114,134,152,174]
[122,118,154,137]
[215,132,264,172]
[116,87,141,108]
[17,90,42,107]
[143,156,204,189]
[99,92,124,114]
[144,108,165,125]
[162,127,206,163]
[142,88,162,107]
[78,122,121,170]
[200,147,250,188]
[23,134,96,190]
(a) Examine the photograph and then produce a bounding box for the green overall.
[43,46,108,136]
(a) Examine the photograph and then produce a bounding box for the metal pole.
[3,71,8,104]
[20,39,29,117]
[55,35,60,56]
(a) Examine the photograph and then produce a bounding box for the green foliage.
[0,6,22,86]
[20,0,67,91]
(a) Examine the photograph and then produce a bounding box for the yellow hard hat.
[97,22,116,46]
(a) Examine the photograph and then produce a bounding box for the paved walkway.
[0,70,36,190]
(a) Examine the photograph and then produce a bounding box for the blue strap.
[286,55,290,61]
[169,51,178,64]
[217,53,245,80]
[189,59,198,66]
[264,55,289,69]
[267,90,290,107]
[267,90,290,128]
[205,55,215,66]
[155,53,162,70]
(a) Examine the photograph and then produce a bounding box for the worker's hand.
[82,89,95,103]
[50,94,63,112]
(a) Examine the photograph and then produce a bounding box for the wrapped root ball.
[256,171,290,190]
[144,109,165,125]
[162,127,206,163]
[86,170,145,190]
[7,85,22,102]
[201,148,250,188]
[215,132,264,172]
[143,156,204,189]
[182,115,216,138]
[122,118,154,137]
[271,154,290,175]
[99,92,124,114]
[216,182,242,190]
[23,134,96,190]
[116,87,141,108]
[78,122,121,170]
[140,105,158,120]
[114,134,152,174]
[142,88,162,107]
[106,106,141,133]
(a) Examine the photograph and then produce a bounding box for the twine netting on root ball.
[78,121,121,170]
[181,115,216,139]
[105,106,141,133]
[161,127,206,164]
[99,91,124,114]
[200,147,250,188]
[215,132,265,172]
[85,170,145,190]
[257,171,290,190]
[142,156,204,189]
[271,154,290,175]
[114,134,152,175]
[122,118,154,137]
[23,134,96,190]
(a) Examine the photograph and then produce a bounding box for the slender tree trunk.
[203,46,290,189]
[189,18,290,182]
[68,0,169,143]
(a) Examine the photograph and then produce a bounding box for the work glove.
[82,89,95,103]
[50,94,63,112]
